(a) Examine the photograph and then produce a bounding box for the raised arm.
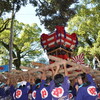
[41,68,46,80]
[51,67,55,76]
[6,78,10,85]
[6,73,11,85]
[27,72,32,83]
[63,63,70,90]
[50,66,55,79]
[79,65,92,74]
[80,66,95,85]
[53,65,60,77]
[63,63,68,76]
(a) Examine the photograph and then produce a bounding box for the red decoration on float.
[41,26,78,51]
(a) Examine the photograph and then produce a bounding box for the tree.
[0,0,11,16]
[0,0,30,70]
[0,0,29,33]
[0,0,29,16]
[67,0,100,64]
[30,0,78,32]
[0,20,42,70]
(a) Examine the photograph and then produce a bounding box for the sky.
[15,4,49,34]
[3,4,49,34]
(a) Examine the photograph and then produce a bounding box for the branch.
[0,41,17,59]
[0,41,9,51]
[13,43,20,52]
[0,18,11,33]
[20,51,29,58]
[20,49,36,58]
[38,0,44,5]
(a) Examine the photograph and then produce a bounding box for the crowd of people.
[0,62,100,100]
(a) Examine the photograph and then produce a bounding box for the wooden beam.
[11,69,22,73]
[31,61,46,67]
[47,47,73,55]
[48,55,96,73]
[1,55,100,85]
[20,66,32,70]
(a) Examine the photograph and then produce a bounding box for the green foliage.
[0,19,42,69]
[0,18,11,33]
[30,0,78,32]
[0,46,9,65]
[0,0,29,34]
[0,0,11,16]
[0,0,28,16]
[67,0,100,64]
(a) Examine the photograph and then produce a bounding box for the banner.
[0,65,9,72]
[71,53,85,66]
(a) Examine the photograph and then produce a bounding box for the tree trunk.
[13,59,21,70]
[9,5,15,71]
[13,52,21,70]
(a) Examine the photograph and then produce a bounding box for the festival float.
[41,26,78,61]
[0,26,100,94]
[41,26,84,73]
[40,26,100,84]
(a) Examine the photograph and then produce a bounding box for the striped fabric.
[71,53,85,65]
[41,26,77,51]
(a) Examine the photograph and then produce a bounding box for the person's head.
[44,77,52,87]
[19,85,23,88]
[35,78,41,89]
[77,73,88,85]
[54,74,64,87]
